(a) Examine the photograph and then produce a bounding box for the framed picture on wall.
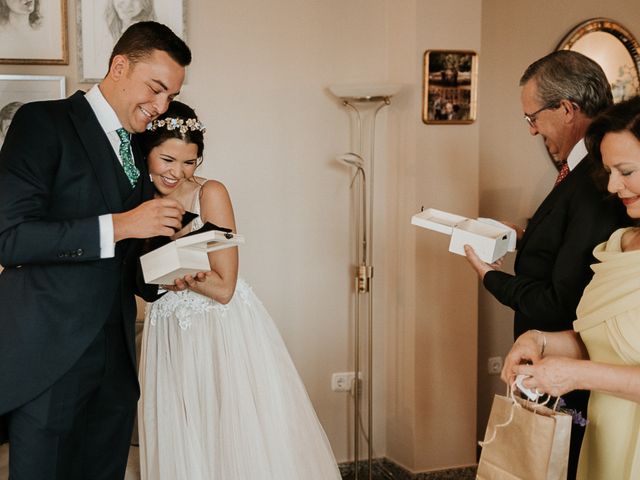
[77,0,187,83]
[422,50,478,124]
[0,0,68,65]
[0,74,66,149]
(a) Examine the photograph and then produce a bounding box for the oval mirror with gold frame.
[557,18,640,102]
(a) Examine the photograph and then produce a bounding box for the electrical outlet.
[331,372,356,392]
[487,356,503,375]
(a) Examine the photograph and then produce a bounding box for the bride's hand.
[168,272,213,291]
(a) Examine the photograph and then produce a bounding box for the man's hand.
[113,198,185,242]
[463,244,503,280]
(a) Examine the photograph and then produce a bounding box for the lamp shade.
[328,83,403,101]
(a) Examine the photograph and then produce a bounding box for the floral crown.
[147,116,206,134]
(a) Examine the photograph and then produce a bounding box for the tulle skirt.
[138,279,341,480]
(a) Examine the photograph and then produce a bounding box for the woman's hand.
[173,272,212,290]
[501,330,544,384]
[161,272,212,291]
[514,356,581,398]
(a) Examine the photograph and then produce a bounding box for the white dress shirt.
[85,84,131,259]
[567,138,588,172]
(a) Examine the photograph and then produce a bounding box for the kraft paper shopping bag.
[477,393,572,480]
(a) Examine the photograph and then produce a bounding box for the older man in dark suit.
[0,22,194,479]
[465,51,628,479]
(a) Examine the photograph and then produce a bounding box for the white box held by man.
[411,208,515,263]
[141,229,245,284]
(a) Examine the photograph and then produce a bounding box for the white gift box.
[140,230,245,284]
[411,208,515,263]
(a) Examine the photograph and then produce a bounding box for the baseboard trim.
[339,458,477,479]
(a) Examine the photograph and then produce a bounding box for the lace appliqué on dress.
[235,279,257,306]
[148,290,229,330]
[146,188,260,330]
[148,280,254,330]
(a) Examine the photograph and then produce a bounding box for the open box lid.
[174,229,245,252]
[140,229,245,284]
[476,217,516,251]
[411,208,467,234]
[411,207,516,252]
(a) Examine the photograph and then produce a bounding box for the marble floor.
[2,443,476,479]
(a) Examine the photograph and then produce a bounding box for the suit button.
[58,253,64,258]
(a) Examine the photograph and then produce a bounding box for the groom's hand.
[113,198,185,242]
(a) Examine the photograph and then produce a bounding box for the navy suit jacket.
[0,91,156,414]
[483,156,628,339]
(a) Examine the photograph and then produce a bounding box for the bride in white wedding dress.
[136,101,341,480]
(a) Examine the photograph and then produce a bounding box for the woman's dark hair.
[586,96,640,189]
[137,101,205,162]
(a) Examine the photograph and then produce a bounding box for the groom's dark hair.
[107,21,191,72]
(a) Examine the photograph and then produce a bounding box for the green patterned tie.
[116,128,140,188]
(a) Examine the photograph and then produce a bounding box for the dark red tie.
[554,162,569,187]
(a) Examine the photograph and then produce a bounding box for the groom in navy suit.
[0,22,193,479]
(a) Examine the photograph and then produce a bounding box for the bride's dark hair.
[137,101,205,162]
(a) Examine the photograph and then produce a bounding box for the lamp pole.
[329,83,400,480]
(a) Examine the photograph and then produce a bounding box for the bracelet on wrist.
[533,329,546,357]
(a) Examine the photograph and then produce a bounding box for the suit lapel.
[518,187,560,252]
[132,136,155,201]
[67,91,123,213]
[518,157,589,253]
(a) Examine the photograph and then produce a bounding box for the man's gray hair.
[520,50,613,117]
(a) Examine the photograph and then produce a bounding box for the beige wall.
[8,0,640,475]
[178,0,390,463]
[187,0,480,469]
[1,0,480,472]
[477,0,640,442]
[1,0,385,463]
[384,0,481,472]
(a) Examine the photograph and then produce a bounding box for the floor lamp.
[329,83,401,480]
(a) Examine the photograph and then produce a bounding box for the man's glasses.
[523,102,561,128]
